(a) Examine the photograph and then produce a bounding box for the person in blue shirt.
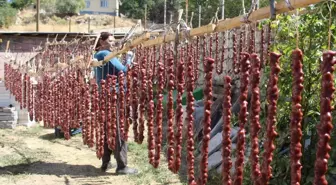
[94,32,137,175]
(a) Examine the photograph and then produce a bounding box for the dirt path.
[0,126,183,185]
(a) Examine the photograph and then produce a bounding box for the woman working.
[94,32,138,175]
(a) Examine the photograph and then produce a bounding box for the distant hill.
[1,9,138,33]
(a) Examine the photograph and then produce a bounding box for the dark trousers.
[102,121,128,169]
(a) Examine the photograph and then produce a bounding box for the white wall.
[82,0,119,15]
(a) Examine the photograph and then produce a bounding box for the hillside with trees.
[0,0,86,28]
[1,0,278,29]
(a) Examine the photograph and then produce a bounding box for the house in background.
[81,0,120,16]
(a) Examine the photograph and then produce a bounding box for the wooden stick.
[96,0,326,64]
[96,0,325,64]
[102,33,151,62]
[5,41,10,53]
[142,0,325,48]
[215,0,325,32]
[102,24,216,61]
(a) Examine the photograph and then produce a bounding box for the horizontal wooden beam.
[102,33,151,62]
[143,24,216,48]
[94,0,325,65]
[215,0,325,32]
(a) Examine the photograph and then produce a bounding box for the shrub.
[0,5,17,28]
[56,0,85,15]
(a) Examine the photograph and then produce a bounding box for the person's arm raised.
[110,57,128,73]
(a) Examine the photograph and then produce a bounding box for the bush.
[56,0,85,15]
[50,15,67,25]
[0,5,17,28]
[10,0,32,10]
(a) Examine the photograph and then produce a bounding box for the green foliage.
[0,0,7,6]
[10,0,32,10]
[55,0,85,14]
[0,3,17,28]
[120,0,273,26]
[205,2,335,185]
[50,15,68,24]
[37,0,57,14]
[251,2,335,185]
[120,0,156,20]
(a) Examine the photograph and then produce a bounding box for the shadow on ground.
[0,161,113,177]
[39,133,58,141]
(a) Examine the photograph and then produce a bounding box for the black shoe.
[100,163,117,172]
[116,167,138,175]
[101,164,108,172]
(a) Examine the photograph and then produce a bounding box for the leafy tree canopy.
[10,0,32,10]
[0,2,17,28]
[120,0,273,27]
[55,0,85,15]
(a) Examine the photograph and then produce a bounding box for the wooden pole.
[36,0,40,32]
[198,5,201,27]
[114,11,116,34]
[88,17,91,33]
[5,41,10,53]
[216,0,325,32]
[221,0,225,19]
[69,18,71,32]
[164,0,167,26]
[186,0,189,24]
[99,0,326,63]
[242,0,246,14]
[144,4,147,31]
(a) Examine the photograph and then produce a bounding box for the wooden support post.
[198,5,201,27]
[5,41,10,54]
[144,4,147,31]
[221,0,225,19]
[88,17,91,33]
[36,0,40,32]
[186,0,189,24]
[114,11,116,34]
[69,18,71,32]
[164,0,167,26]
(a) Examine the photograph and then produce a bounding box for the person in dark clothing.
[94,32,138,175]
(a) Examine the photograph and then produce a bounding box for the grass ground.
[0,125,184,185]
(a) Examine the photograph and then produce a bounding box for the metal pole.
[221,0,225,19]
[198,5,201,27]
[164,0,167,26]
[36,0,40,32]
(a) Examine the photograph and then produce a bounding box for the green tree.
[31,0,57,14]
[120,0,273,27]
[0,3,17,28]
[55,0,85,15]
[120,0,155,20]
[10,0,32,10]
[241,2,335,185]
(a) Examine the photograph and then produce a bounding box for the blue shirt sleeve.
[110,57,127,73]
[94,50,128,75]
[94,50,110,61]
